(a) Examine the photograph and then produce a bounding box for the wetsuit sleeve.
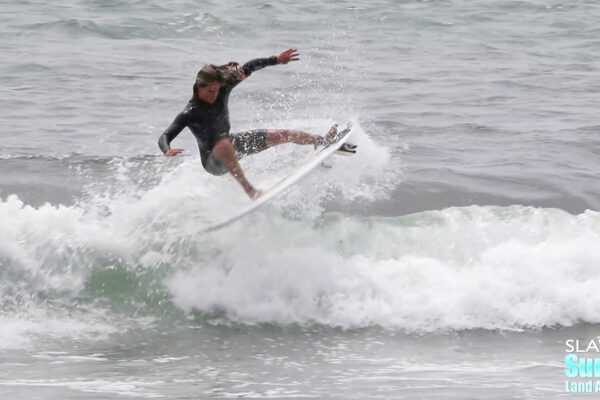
[222,56,278,91]
[242,56,278,77]
[158,111,188,153]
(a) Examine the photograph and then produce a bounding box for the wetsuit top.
[158,56,278,165]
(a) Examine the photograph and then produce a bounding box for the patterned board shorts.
[204,129,268,176]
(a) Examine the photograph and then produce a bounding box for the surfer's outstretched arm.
[158,111,188,156]
[242,49,300,77]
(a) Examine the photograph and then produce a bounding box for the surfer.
[158,48,345,199]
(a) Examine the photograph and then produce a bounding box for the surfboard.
[201,123,355,233]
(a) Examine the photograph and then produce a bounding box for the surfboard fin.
[336,143,357,156]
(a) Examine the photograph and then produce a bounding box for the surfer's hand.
[277,49,299,65]
[165,148,183,156]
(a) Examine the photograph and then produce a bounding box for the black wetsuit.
[158,56,278,173]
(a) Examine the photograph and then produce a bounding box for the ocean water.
[1,0,600,398]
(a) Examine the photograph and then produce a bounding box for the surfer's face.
[196,81,221,104]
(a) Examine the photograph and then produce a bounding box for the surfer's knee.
[214,138,234,152]
[212,138,235,161]
[266,129,285,146]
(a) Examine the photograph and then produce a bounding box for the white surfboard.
[201,123,355,233]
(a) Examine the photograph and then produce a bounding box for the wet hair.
[192,62,244,99]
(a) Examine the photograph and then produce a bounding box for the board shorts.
[204,129,269,176]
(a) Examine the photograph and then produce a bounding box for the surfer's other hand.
[277,49,299,65]
[165,148,183,156]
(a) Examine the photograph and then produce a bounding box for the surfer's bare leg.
[266,125,338,148]
[212,138,261,199]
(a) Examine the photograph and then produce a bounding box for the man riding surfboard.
[158,48,353,199]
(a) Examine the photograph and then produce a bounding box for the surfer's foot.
[247,188,264,200]
[314,124,338,149]
[324,124,338,143]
